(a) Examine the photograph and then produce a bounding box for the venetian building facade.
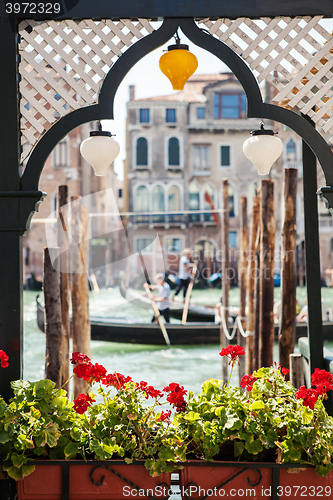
[125,73,331,282]
[23,122,123,286]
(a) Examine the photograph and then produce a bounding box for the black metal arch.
[22,17,333,197]
[21,18,180,192]
[180,18,333,188]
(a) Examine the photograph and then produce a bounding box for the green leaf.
[11,453,27,468]
[183,411,200,422]
[2,464,35,481]
[234,441,244,457]
[64,442,79,459]
[302,407,313,425]
[249,401,265,411]
[35,425,59,448]
[159,447,176,461]
[288,448,301,461]
[10,380,31,394]
[33,379,55,399]
[225,417,242,430]
[245,439,263,454]
[0,428,10,444]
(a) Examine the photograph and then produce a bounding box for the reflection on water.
[23,287,333,394]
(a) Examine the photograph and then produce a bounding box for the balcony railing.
[122,209,223,226]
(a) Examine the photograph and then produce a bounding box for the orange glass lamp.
[159,36,198,91]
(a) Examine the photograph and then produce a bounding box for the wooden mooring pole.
[279,168,297,373]
[259,179,275,368]
[246,194,260,373]
[44,247,62,387]
[238,196,247,382]
[71,197,91,397]
[58,185,70,393]
[221,179,229,383]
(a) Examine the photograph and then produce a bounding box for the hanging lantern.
[80,122,120,176]
[243,122,283,175]
[159,35,198,91]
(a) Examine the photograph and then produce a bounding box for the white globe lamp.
[80,124,120,177]
[243,123,283,176]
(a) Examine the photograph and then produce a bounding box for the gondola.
[36,295,333,345]
[119,283,240,323]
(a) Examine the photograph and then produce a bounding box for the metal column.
[302,116,324,373]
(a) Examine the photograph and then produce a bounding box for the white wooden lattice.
[19,19,156,158]
[19,16,333,159]
[198,17,333,143]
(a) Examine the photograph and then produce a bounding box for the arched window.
[152,185,165,222]
[168,185,181,222]
[136,137,148,167]
[203,183,215,222]
[189,182,200,222]
[228,185,235,217]
[286,139,296,163]
[168,137,180,167]
[136,185,149,222]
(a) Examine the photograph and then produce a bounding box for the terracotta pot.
[16,460,171,500]
[179,460,333,500]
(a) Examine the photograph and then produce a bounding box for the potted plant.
[0,346,333,500]
[0,352,185,500]
[174,345,333,499]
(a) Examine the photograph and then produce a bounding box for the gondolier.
[174,248,193,302]
[144,273,171,323]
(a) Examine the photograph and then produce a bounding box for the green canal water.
[23,287,333,395]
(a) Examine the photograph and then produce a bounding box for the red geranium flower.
[102,372,132,390]
[70,352,91,365]
[295,385,319,410]
[219,345,245,361]
[157,410,172,422]
[73,393,95,414]
[240,374,257,391]
[281,367,289,375]
[311,368,333,395]
[136,381,163,399]
[0,350,9,368]
[73,362,107,384]
[163,383,187,412]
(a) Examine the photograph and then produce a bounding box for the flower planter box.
[179,460,333,500]
[15,460,171,500]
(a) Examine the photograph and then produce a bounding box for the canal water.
[23,287,333,394]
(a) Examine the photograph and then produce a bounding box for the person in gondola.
[144,273,171,323]
[173,248,193,302]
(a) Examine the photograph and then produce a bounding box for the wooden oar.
[138,251,171,347]
[182,264,198,325]
[144,284,171,346]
